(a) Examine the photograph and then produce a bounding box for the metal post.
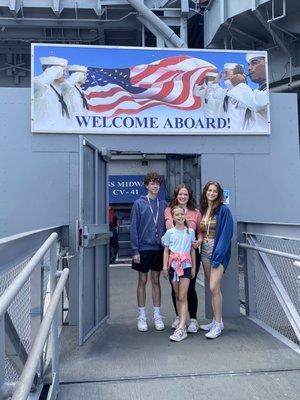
[156,34,165,48]
[0,233,58,318]
[141,23,145,47]
[180,17,188,46]
[39,258,45,382]
[242,237,258,318]
[224,36,228,49]
[49,241,59,392]
[251,0,258,11]
[0,316,5,398]
[11,269,69,400]
[294,261,300,304]
[127,0,187,48]
[220,0,225,23]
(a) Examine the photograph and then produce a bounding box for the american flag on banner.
[82,55,215,117]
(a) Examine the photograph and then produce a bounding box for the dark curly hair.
[144,172,162,186]
[169,183,196,210]
[200,181,224,216]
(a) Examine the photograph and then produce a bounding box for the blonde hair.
[171,205,190,233]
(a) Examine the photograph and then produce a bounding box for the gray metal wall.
[204,0,270,47]
[1,89,298,238]
[0,88,70,237]
[1,88,299,317]
[236,94,300,223]
[108,157,167,177]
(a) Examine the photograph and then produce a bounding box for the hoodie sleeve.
[130,201,140,256]
[211,206,233,268]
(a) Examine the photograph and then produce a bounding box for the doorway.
[108,153,201,263]
[71,142,203,344]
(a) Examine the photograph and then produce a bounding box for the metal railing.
[0,232,69,400]
[238,232,300,351]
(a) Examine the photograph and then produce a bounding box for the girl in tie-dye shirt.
[161,205,196,342]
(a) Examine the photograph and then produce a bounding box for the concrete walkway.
[58,266,300,400]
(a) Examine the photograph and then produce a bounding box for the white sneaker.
[169,327,187,342]
[200,319,224,332]
[205,323,223,339]
[137,316,148,332]
[171,316,180,330]
[153,314,165,331]
[187,318,199,333]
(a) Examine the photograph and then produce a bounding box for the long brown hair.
[169,183,196,210]
[200,181,224,217]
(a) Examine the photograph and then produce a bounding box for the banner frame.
[31,43,271,136]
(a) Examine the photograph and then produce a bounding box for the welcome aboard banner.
[31,44,270,135]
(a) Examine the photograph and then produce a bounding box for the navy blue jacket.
[210,204,234,269]
[130,195,166,256]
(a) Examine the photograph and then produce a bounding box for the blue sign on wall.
[223,189,230,205]
[109,175,166,204]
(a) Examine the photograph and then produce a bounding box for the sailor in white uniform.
[194,71,223,118]
[226,54,268,131]
[63,64,89,120]
[202,71,224,118]
[221,62,248,131]
[33,56,70,130]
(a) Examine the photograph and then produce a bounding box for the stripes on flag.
[83,55,215,117]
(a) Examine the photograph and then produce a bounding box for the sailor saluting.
[34,56,70,129]
[63,64,89,119]
[227,53,268,131]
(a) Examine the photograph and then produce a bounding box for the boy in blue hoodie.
[130,172,166,332]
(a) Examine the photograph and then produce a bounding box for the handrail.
[238,242,300,262]
[0,231,68,400]
[294,261,300,269]
[242,232,300,242]
[240,235,300,344]
[0,233,58,318]
[11,268,69,400]
[237,220,300,226]
[0,226,64,246]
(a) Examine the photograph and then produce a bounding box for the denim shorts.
[169,267,192,280]
[201,239,214,262]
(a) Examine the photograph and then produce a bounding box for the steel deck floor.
[58,266,300,400]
